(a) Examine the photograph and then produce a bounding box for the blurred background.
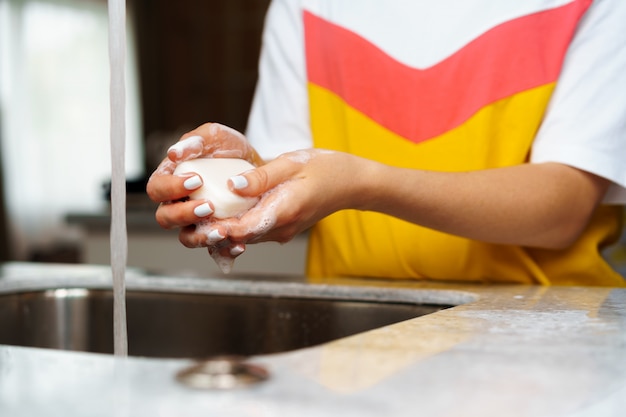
[0,0,277,272]
[0,0,623,277]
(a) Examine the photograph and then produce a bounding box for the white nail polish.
[193,203,213,217]
[230,245,245,256]
[229,175,248,190]
[168,135,203,158]
[183,175,202,190]
[208,229,225,242]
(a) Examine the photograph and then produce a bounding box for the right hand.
[146,122,264,234]
[178,149,370,248]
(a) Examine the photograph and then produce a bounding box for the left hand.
[179,149,369,259]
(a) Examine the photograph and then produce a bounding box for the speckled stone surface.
[1,262,625,417]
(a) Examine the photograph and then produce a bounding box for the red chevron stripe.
[305,1,591,144]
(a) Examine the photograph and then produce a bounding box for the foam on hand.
[173,158,259,218]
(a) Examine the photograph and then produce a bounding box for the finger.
[167,134,205,162]
[227,155,298,198]
[167,123,250,162]
[179,222,229,248]
[155,200,215,229]
[208,242,246,274]
[208,242,246,258]
[228,243,246,258]
[213,184,296,244]
[146,158,176,201]
[147,166,204,202]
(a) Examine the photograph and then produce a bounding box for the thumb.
[227,157,295,197]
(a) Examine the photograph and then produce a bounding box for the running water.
[108,0,128,357]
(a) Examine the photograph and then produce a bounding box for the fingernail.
[168,135,203,158]
[183,175,202,190]
[208,229,225,242]
[193,203,213,217]
[230,245,245,256]
[229,175,248,190]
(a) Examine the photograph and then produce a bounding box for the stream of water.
[108,0,128,357]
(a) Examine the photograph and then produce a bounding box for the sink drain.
[176,356,269,390]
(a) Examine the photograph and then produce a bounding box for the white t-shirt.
[246,0,626,204]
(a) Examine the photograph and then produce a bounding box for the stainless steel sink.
[0,287,456,358]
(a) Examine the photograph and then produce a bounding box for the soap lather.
[173,158,259,219]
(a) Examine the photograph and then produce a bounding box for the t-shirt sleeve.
[245,0,313,161]
[530,0,626,204]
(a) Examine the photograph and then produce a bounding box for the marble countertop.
[1,262,625,417]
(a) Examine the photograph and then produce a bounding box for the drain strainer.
[176,356,269,390]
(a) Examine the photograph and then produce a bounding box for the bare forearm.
[355,160,610,249]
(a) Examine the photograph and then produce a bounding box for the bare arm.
[358,159,610,249]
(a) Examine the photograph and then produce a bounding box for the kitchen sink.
[0,287,457,358]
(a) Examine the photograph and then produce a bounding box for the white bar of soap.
[173,158,259,219]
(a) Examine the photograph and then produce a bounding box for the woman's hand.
[146,123,265,260]
[177,149,371,251]
[167,122,264,164]
[147,122,263,223]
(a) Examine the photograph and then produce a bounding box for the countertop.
[1,262,625,417]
